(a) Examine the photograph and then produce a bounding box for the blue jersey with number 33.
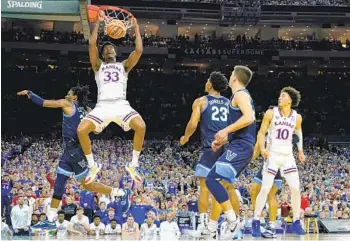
[200,95,230,148]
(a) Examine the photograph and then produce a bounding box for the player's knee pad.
[53,174,69,200]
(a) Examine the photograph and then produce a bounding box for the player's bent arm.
[89,19,102,72]
[294,114,303,151]
[183,98,203,139]
[123,20,143,73]
[222,91,255,134]
[257,109,273,151]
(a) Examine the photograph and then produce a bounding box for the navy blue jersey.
[228,89,256,144]
[200,95,230,148]
[62,102,86,145]
[1,180,12,197]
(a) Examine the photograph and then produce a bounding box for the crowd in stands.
[2,28,350,51]
[142,0,349,6]
[1,135,349,237]
[260,0,349,6]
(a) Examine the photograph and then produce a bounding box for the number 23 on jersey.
[211,106,228,121]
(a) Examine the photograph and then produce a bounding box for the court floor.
[2,233,349,241]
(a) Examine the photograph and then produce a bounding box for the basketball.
[107,20,127,39]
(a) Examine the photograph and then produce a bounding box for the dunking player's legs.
[129,116,146,167]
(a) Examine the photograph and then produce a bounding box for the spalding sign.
[7,1,43,9]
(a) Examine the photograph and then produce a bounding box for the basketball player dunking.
[17,87,125,222]
[179,72,238,236]
[252,87,306,237]
[78,13,145,184]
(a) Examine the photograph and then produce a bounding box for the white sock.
[47,207,58,221]
[199,213,207,226]
[207,220,218,232]
[132,150,140,167]
[269,221,276,228]
[224,209,237,222]
[86,153,95,168]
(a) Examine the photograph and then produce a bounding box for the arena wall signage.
[184,48,277,57]
[2,0,79,14]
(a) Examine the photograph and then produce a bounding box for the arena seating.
[2,29,349,51]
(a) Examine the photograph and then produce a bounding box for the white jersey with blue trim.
[95,62,128,102]
[266,107,297,155]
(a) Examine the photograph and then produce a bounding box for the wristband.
[28,91,44,107]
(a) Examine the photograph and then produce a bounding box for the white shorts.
[85,100,140,133]
[263,152,298,177]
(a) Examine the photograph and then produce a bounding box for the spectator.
[55,210,71,237]
[95,201,108,220]
[102,207,121,225]
[80,189,95,222]
[30,213,38,226]
[70,207,90,235]
[301,192,310,210]
[1,221,12,237]
[39,213,47,222]
[1,174,13,224]
[104,219,122,235]
[89,215,105,236]
[122,215,140,240]
[280,195,291,218]
[140,216,158,240]
[10,196,31,236]
[187,194,198,212]
[160,212,180,240]
[61,196,77,221]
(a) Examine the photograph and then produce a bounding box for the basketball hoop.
[87,5,135,36]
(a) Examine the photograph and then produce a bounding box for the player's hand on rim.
[132,18,138,28]
[98,10,106,21]
[17,90,30,98]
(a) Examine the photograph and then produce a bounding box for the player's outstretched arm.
[257,109,273,158]
[295,114,306,162]
[17,90,71,109]
[89,12,103,72]
[180,97,203,145]
[215,91,255,144]
[123,18,143,73]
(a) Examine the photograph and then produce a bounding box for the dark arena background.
[1,0,350,240]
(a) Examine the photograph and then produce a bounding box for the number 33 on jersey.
[95,62,128,101]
